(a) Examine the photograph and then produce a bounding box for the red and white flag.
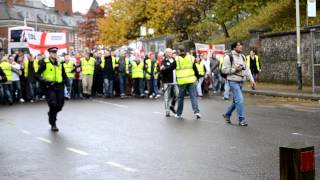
[25,31,68,56]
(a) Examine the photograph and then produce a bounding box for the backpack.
[220,55,233,79]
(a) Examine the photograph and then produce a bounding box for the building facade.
[78,0,104,50]
[0,0,85,54]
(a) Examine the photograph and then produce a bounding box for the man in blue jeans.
[174,46,201,119]
[221,41,256,126]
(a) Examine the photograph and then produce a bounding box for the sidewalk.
[243,82,320,101]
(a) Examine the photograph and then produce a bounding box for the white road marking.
[291,132,320,139]
[291,132,303,136]
[76,164,100,172]
[93,100,128,108]
[37,137,52,144]
[20,129,31,135]
[113,104,129,108]
[106,161,137,173]
[66,148,89,156]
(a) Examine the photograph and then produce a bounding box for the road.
[0,95,319,180]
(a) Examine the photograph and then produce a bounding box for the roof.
[0,3,84,27]
[89,0,99,11]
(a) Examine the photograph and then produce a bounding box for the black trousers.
[46,84,64,126]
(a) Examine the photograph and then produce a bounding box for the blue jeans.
[64,78,73,97]
[223,79,230,99]
[213,73,221,92]
[103,78,114,97]
[118,73,127,96]
[225,81,245,122]
[133,78,144,96]
[147,78,159,96]
[177,83,200,116]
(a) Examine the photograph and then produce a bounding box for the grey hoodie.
[221,50,254,82]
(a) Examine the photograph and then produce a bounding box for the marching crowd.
[0,42,260,128]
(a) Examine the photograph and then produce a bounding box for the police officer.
[36,47,67,132]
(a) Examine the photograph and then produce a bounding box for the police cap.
[48,47,58,53]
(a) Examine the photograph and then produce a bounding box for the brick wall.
[54,0,73,16]
[0,27,8,50]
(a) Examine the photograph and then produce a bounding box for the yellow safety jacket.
[0,62,12,81]
[176,55,196,85]
[131,61,144,79]
[63,61,75,79]
[42,59,63,83]
[24,59,39,78]
[145,59,159,80]
[246,55,261,72]
[195,61,205,76]
[81,57,95,75]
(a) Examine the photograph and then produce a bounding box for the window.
[44,14,49,23]
[10,30,26,42]
[51,15,57,24]
[68,31,74,43]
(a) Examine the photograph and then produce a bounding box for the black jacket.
[160,56,176,84]
[103,55,115,79]
[0,67,7,83]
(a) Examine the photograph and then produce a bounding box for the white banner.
[308,0,316,17]
[25,31,68,56]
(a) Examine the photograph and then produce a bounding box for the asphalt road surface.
[0,95,319,180]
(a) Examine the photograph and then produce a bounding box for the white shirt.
[11,63,20,81]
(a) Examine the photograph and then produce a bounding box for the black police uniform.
[35,47,67,131]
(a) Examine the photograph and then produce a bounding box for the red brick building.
[0,0,84,54]
[78,0,105,50]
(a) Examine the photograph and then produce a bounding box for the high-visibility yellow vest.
[63,61,75,78]
[131,61,144,79]
[24,59,39,78]
[145,59,158,79]
[42,59,63,83]
[0,62,12,81]
[115,57,130,74]
[101,56,116,70]
[176,55,196,85]
[195,61,205,76]
[81,57,95,75]
[246,55,261,72]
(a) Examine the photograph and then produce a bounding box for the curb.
[243,89,320,101]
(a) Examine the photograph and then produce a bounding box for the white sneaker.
[175,114,182,119]
[195,113,201,119]
[19,98,25,103]
[155,94,161,99]
[30,100,34,103]
[149,95,153,99]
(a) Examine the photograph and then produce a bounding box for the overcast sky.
[42,0,110,14]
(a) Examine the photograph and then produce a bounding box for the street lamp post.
[296,0,303,90]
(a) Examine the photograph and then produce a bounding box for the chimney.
[55,0,73,16]
[6,0,25,6]
[5,0,13,7]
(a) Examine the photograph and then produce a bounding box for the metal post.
[296,0,303,90]
[310,29,315,93]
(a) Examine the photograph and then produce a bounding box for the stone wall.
[248,31,313,85]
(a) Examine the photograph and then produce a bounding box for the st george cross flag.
[25,31,68,56]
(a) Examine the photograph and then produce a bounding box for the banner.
[25,31,68,56]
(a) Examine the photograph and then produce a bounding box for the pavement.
[0,95,319,180]
[243,82,320,101]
